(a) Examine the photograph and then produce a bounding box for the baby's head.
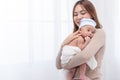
[79,18,96,28]
[79,18,96,38]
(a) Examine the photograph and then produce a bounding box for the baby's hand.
[85,36,91,43]
[80,36,91,50]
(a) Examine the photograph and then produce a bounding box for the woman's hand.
[61,30,80,47]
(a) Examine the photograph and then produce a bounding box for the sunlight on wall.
[0,0,29,64]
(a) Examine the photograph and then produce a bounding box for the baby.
[61,18,97,80]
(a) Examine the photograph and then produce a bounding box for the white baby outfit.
[61,45,97,70]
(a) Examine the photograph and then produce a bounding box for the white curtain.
[0,0,120,80]
[0,0,72,80]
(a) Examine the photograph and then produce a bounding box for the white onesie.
[61,45,97,70]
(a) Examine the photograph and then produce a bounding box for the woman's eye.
[74,13,78,16]
[81,12,86,15]
[80,10,87,15]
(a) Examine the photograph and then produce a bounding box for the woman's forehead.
[74,4,86,12]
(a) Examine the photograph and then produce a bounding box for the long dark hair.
[73,0,102,32]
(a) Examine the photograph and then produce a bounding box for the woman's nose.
[78,14,82,19]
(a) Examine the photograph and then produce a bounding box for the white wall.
[0,0,59,80]
[92,0,120,80]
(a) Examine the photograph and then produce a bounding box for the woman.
[56,0,105,80]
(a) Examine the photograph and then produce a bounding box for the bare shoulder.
[77,36,84,42]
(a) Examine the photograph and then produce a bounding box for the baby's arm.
[77,36,91,50]
[81,36,91,50]
[77,36,84,50]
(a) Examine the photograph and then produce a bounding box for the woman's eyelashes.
[74,12,78,16]
[74,10,87,16]
[80,10,87,15]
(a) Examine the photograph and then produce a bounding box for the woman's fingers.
[61,30,81,47]
[72,30,81,39]
[73,30,79,36]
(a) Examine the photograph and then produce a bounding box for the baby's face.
[80,25,96,38]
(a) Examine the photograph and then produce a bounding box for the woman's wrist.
[61,42,66,48]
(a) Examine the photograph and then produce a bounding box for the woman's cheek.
[76,21,80,26]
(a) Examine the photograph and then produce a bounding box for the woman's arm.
[62,29,105,69]
[56,47,62,69]
[56,31,80,69]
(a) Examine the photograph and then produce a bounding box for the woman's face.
[73,4,92,27]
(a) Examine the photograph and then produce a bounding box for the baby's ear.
[79,28,82,30]
[79,28,81,31]
[78,30,81,33]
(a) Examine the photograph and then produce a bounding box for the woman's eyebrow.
[80,9,86,13]
[74,9,86,13]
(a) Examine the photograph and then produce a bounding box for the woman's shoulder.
[96,28,105,33]
[96,28,105,36]
[93,28,106,44]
